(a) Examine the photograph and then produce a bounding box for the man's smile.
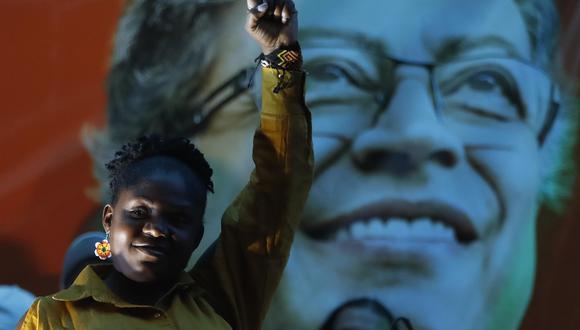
[302,199,479,245]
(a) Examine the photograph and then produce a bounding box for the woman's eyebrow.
[163,203,195,212]
[124,198,154,208]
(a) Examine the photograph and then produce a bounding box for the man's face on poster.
[190,0,559,329]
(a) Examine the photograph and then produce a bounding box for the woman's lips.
[301,199,479,245]
[133,244,170,258]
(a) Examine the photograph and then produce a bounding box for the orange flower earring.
[94,232,112,260]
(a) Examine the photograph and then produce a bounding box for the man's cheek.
[485,213,537,330]
[471,142,540,325]
[470,142,540,210]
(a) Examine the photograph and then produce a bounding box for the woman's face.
[103,158,205,283]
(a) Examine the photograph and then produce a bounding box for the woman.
[19,0,312,329]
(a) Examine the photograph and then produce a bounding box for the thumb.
[246,1,269,30]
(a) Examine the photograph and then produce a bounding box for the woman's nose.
[142,218,170,238]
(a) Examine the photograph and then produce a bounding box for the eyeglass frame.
[188,55,560,146]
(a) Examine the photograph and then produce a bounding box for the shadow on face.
[103,157,206,283]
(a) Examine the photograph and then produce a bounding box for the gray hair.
[516,0,578,210]
[84,0,577,209]
[84,0,236,201]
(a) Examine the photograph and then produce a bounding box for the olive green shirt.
[19,68,313,330]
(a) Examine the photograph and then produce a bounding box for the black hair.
[105,135,214,204]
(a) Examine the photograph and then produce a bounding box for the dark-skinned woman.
[19,0,312,328]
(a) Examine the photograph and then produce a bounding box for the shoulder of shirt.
[51,264,114,303]
[52,264,202,307]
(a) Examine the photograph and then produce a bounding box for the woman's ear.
[102,204,114,233]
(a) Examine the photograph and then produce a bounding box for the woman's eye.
[129,208,148,219]
[172,213,192,225]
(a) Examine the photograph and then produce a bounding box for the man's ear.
[102,204,114,233]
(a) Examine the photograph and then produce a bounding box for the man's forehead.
[297,0,531,61]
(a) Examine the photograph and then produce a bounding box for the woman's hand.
[245,0,298,55]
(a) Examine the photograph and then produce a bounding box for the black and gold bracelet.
[257,42,303,71]
[254,42,303,93]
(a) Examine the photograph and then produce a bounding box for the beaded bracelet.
[254,43,303,93]
[257,42,303,71]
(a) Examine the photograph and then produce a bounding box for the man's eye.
[440,66,522,121]
[443,66,516,97]
[309,63,351,82]
[465,71,508,94]
[306,60,379,93]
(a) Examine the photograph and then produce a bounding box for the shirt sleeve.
[190,67,313,330]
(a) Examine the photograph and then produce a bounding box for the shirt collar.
[52,264,198,308]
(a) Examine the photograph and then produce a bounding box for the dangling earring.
[94,232,112,260]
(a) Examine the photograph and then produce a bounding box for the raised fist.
[245,0,298,54]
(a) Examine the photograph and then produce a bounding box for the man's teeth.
[334,217,455,241]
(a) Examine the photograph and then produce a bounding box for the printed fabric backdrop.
[0,0,580,329]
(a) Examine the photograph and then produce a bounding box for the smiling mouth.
[133,244,170,258]
[301,200,478,245]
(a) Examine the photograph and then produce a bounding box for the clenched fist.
[245,0,298,55]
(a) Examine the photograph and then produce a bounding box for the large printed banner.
[1,0,579,329]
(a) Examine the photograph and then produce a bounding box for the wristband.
[257,42,303,71]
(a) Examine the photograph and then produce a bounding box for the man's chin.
[267,281,489,330]
[267,234,491,330]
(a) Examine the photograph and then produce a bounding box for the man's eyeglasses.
[192,52,559,146]
[304,52,559,146]
[184,67,256,136]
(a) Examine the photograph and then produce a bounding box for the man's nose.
[350,75,463,175]
[142,218,170,238]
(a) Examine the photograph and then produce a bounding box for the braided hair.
[105,135,214,204]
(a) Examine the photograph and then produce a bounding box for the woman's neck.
[104,269,177,306]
